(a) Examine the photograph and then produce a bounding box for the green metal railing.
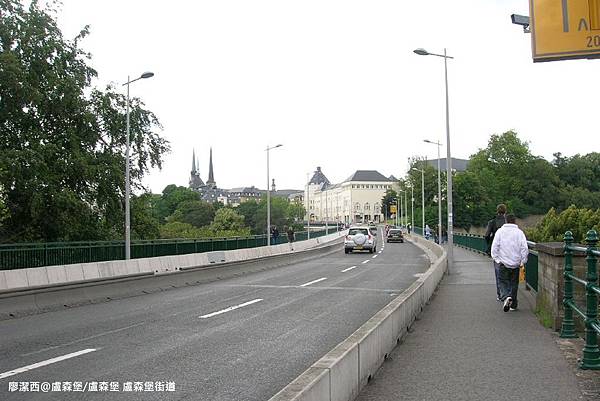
[0,229,332,270]
[453,233,538,292]
[560,230,600,370]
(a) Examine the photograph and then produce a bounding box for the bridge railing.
[453,233,538,292]
[0,229,331,271]
[560,230,600,370]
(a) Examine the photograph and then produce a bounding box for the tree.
[155,185,200,223]
[170,200,215,228]
[0,1,169,242]
[287,201,306,223]
[130,193,160,240]
[210,208,246,232]
[380,189,398,218]
[236,201,260,233]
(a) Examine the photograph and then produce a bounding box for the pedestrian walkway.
[355,246,586,401]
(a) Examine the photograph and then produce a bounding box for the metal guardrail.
[453,233,538,292]
[0,229,332,270]
[560,230,600,370]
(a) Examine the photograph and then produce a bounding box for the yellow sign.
[530,0,600,61]
[390,205,397,213]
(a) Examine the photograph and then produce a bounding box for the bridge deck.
[356,246,590,401]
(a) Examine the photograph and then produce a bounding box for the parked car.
[386,228,404,243]
[344,226,377,254]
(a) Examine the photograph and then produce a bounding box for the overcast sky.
[54,0,598,194]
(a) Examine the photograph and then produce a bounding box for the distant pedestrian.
[286,226,295,242]
[485,203,507,301]
[407,224,411,234]
[491,214,528,312]
[425,224,431,240]
[271,226,279,244]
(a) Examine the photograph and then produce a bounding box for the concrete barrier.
[268,235,446,401]
[0,235,345,320]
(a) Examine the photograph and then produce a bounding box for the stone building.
[305,167,395,224]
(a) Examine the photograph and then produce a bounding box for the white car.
[344,226,377,254]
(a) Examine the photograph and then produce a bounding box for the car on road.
[386,228,404,243]
[344,226,377,254]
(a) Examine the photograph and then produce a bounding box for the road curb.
[268,235,447,401]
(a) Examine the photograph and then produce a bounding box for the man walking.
[491,214,528,312]
[485,203,507,301]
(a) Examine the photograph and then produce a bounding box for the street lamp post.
[306,173,311,239]
[404,189,408,227]
[412,167,425,236]
[424,139,442,244]
[266,144,283,246]
[123,71,154,260]
[398,190,404,227]
[410,183,414,232]
[414,47,454,273]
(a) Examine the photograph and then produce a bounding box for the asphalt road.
[0,231,429,401]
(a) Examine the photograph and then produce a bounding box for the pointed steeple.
[189,149,204,190]
[191,149,197,174]
[207,147,216,188]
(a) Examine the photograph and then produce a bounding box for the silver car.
[344,226,377,254]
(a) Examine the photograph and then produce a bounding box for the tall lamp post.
[123,71,154,260]
[424,139,442,244]
[414,47,454,273]
[306,173,310,239]
[411,167,425,236]
[398,190,404,227]
[266,144,283,245]
[410,183,414,232]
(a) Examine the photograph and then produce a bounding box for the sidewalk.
[355,246,589,401]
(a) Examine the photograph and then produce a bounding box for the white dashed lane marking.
[372,255,378,259]
[199,298,263,319]
[299,277,327,287]
[341,266,357,273]
[362,260,370,264]
[0,349,97,380]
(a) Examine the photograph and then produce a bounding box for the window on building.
[365,203,370,210]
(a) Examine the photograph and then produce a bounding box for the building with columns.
[305,167,394,224]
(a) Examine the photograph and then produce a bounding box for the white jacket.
[491,223,528,268]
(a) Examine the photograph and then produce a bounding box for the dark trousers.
[499,264,519,308]
[493,261,501,298]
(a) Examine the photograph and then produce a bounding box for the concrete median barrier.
[0,234,345,320]
[268,234,446,401]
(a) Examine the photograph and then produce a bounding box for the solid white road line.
[0,349,97,380]
[199,298,263,319]
[362,260,370,264]
[341,266,357,273]
[299,277,327,287]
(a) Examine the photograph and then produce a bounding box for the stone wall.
[536,242,588,331]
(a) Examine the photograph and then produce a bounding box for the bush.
[525,206,600,243]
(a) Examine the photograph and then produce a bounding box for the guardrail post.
[560,231,577,339]
[581,229,600,370]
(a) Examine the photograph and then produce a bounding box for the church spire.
[207,147,216,188]
[191,149,197,173]
[189,149,204,190]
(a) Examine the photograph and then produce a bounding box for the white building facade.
[305,168,394,224]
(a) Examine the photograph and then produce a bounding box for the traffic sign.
[390,205,397,214]
[530,0,600,62]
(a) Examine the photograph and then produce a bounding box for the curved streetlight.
[266,144,283,245]
[123,71,154,260]
[424,139,443,245]
[414,46,454,273]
